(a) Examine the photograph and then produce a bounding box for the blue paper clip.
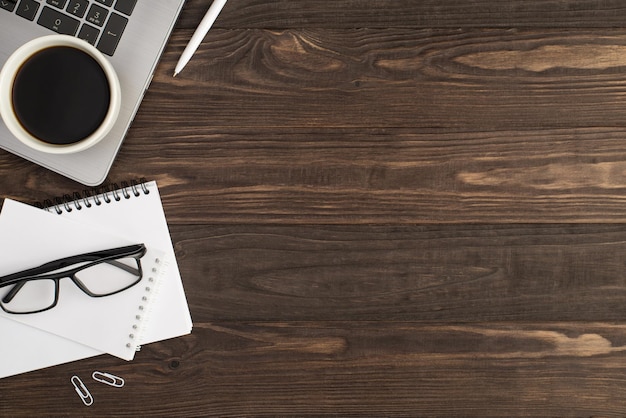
[71,375,93,406]
[92,371,125,388]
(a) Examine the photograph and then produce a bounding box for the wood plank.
[1,322,625,416]
[157,29,626,131]
[178,0,626,29]
[168,224,626,321]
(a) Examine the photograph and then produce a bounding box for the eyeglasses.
[0,244,146,314]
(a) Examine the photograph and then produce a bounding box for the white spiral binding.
[128,251,167,351]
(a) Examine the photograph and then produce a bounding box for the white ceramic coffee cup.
[0,35,121,154]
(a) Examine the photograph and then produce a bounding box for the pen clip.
[92,371,125,388]
[71,375,93,406]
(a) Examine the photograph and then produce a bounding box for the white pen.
[173,0,228,76]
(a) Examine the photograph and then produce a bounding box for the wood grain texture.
[126,27,626,223]
[154,29,626,131]
[2,322,626,416]
[2,0,626,416]
[179,0,626,29]
[172,224,626,322]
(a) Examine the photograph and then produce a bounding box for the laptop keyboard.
[1,0,137,56]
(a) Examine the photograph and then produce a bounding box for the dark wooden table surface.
[3,0,626,415]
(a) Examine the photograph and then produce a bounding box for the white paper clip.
[71,375,93,406]
[92,371,125,388]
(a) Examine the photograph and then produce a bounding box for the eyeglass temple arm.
[105,259,141,275]
[0,244,146,284]
[2,282,24,304]
[0,252,110,284]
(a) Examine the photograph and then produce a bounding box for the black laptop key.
[94,0,113,6]
[114,0,136,16]
[0,0,17,12]
[86,3,107,26]
[97,12,127,56]
[78,23,100,45]
[66,0,88,18]
[16,0,39,20]
[47,0,67,9]
[38,6,80,35]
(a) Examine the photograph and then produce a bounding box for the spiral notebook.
[0,180,192,378]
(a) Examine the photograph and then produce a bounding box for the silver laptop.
[0,0,186,185]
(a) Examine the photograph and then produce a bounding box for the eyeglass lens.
[75,257,142,295]
[0,279,56,314]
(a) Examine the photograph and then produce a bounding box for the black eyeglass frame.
[0,243,147,314]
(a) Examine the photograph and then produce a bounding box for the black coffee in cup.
[12,46,110,145]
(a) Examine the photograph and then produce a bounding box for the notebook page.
[58,181,193,344]
[0,199,165,360]
[0,318,100,379]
